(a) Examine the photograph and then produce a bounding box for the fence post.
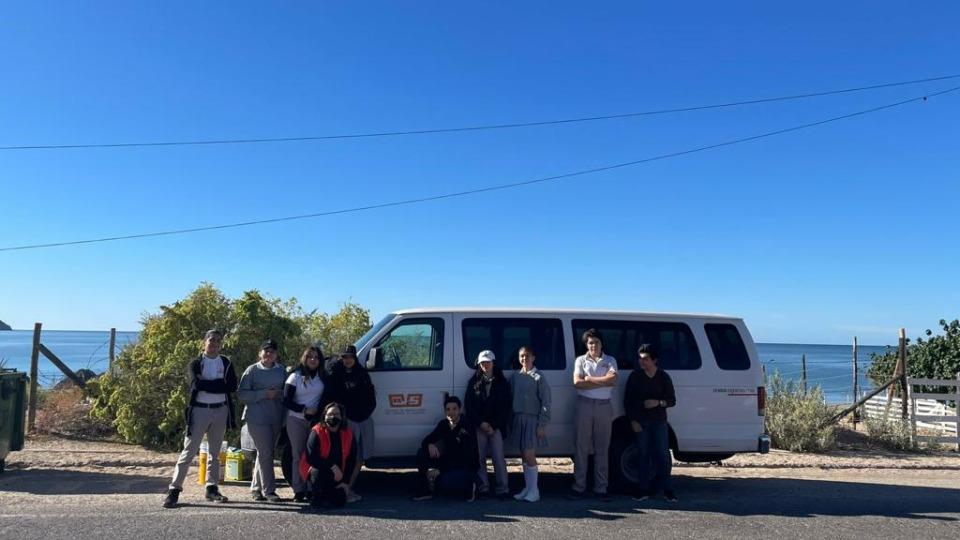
[28,322,41,433]
[801,354,807,395]
[899,328,910,420]
[853,336,859,429]
[109,327,116,373]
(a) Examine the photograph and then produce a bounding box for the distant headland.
[0,319,12,331]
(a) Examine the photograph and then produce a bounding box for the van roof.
[391,307,742,321]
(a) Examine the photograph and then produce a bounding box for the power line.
[2,85,957,253]
[2,74,959,152]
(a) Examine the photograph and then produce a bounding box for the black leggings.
[308,467,347,507]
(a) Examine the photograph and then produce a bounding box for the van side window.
[571,320,702,370]
[371,318,444,371]
[462,318,566,371]
[705,324,751,370]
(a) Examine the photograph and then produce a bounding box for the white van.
[348,308,769,491]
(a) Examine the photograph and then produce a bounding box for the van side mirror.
[366,347,380,370]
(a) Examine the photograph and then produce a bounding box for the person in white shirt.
[569,328,618,501]
[163,329,238,508]
[282,346,325,502]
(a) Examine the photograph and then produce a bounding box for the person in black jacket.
[411,396,479,502]
[163,329,238,508]
[624,343,678,503]
[464,350,512,499]
[323,344,377,503]
[302,402,356,510]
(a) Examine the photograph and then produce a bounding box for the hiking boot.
[251,490,266,502]
[664,490,678,503]
[264,492,283,503]
[162,488,181,509]
[205,485,228,503]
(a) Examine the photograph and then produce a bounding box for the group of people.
[161,330,376,510]
[161,327,678,510]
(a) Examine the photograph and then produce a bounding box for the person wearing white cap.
[464,349,513,499]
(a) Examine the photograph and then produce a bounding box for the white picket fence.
[862,376,960,447]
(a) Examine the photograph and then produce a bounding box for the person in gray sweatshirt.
[508,345,551,502]
[237,339,288,502]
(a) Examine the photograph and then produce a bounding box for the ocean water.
[0,329,893,402]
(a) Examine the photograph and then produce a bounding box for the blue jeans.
[636,422,673,494]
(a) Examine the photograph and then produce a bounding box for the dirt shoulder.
[6,428,959,477]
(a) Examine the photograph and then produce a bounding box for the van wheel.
[608,419,658,494]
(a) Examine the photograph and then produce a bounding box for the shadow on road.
[2,467,957,523]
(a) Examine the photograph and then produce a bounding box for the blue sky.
[1,1,957,344]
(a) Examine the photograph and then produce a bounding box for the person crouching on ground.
[237,339,287,502]
[163,329,237,508]
[411,396,479,502]
[323,344,376,503]
[301,402,356,510]
[464,349,512,499]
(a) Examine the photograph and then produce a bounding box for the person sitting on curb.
[411,396,479,502]
[300,402,356,510]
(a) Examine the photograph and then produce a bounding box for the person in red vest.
[300,402,356,509]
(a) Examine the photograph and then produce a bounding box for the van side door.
[364,314,454,458]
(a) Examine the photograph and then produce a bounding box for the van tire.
[608,417,641,494]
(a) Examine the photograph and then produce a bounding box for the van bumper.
[758,434,771,454]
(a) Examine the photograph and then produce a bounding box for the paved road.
[2,466,958,540]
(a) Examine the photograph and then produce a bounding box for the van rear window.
[705,324,751,370]
[462,318,566,371]
[571,320,701,370]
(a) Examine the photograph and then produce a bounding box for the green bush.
[867,319,960,396]
[863,409,916,451]
[764,371,838,452]
[89,283,371,449]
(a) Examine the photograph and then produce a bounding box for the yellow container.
[197,451,208,484]
[225,452,249,481]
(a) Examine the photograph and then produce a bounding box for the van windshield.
[354,314,396,351]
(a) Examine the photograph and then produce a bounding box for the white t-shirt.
[574,353,618,400]
[285,371,324,419]
[196,355,227,404]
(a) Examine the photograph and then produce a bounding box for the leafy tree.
[867,319,960,396]
[90,283,372,449]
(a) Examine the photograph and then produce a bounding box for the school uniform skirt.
[509,413,547,451]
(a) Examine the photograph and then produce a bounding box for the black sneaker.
[566,489,585,501]
[162,488,181,508]
[205,485,228,503]
[476,490,489,501]
[496,492,513,501]
[632,489,650,502]
[595,492,613,502]
[251,490,266,502]
[293,492,308,503]
[264,493,283,503]
[411,491,434,501]
[664,490,678,503]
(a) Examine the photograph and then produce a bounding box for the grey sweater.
[510,369,552,428]
[237,362,287,425]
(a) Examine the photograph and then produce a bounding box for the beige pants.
[572,396,613,494]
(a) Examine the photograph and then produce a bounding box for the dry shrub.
[34,386,115,439]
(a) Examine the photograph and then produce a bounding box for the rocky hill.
[0,319,11,331]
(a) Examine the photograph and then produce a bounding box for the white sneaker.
[513,488,530,501]
[522,488,540,502]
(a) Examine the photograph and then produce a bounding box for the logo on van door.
[389,393,423,408]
